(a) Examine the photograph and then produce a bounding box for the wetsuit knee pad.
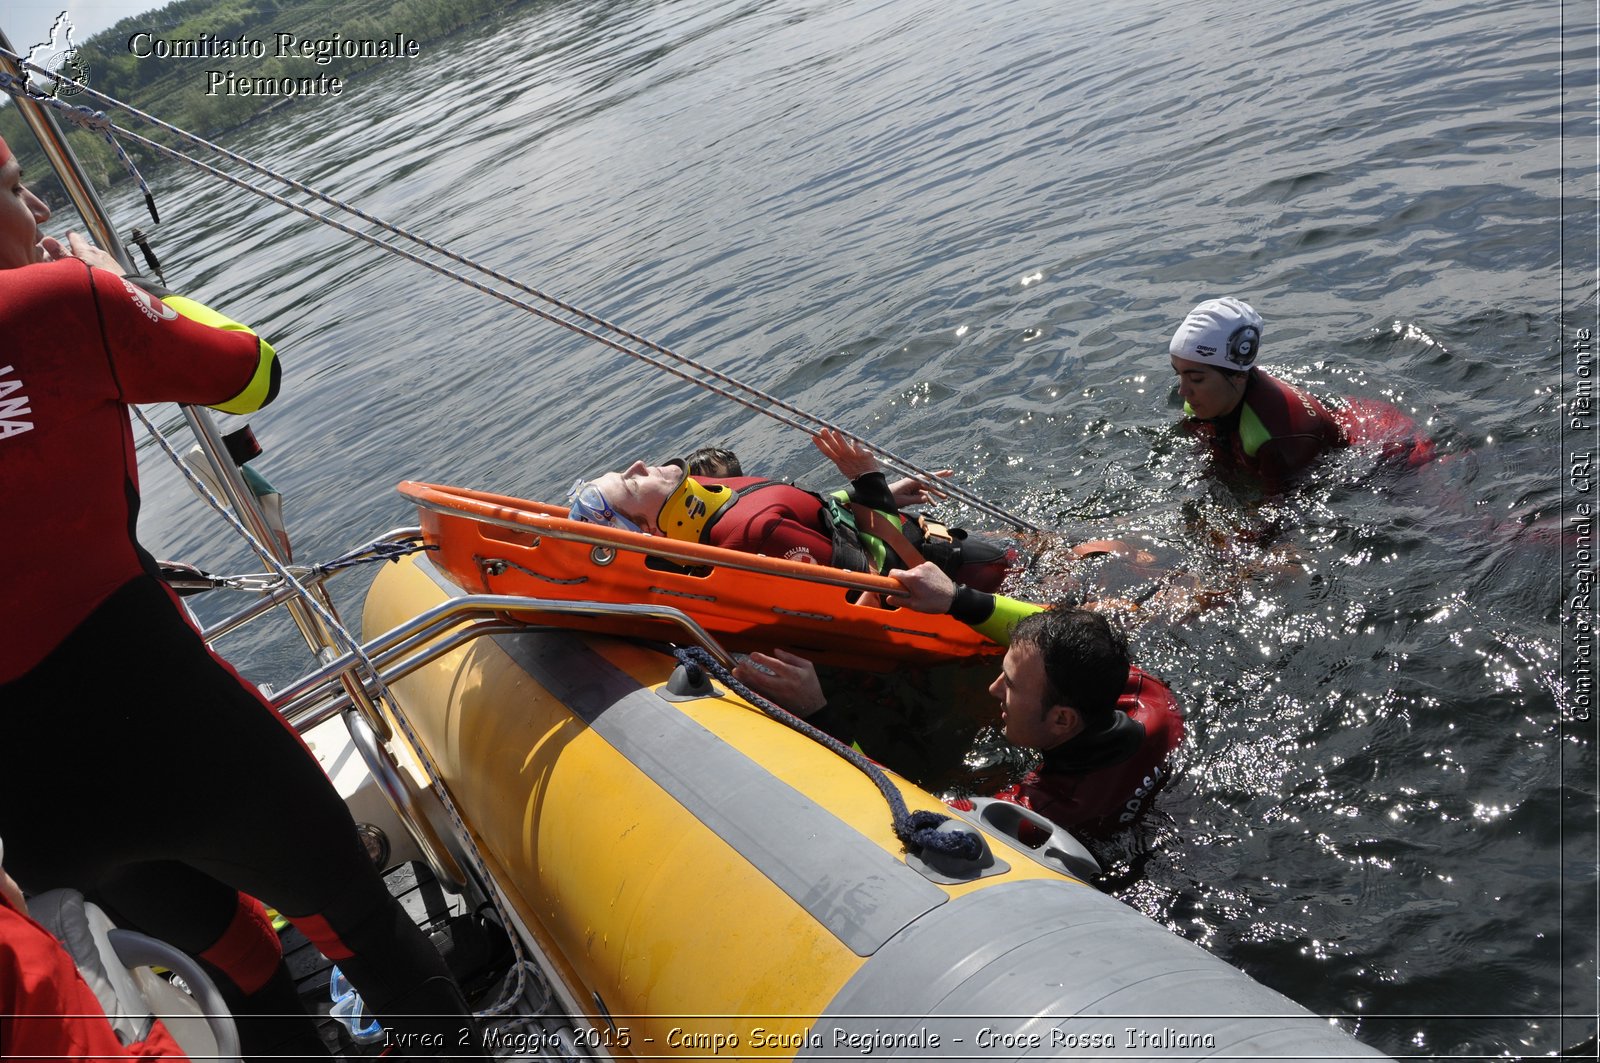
[290,885,457,1021]
[285,877,410,964]
[198,894,282,996]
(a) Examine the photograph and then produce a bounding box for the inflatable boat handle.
[964,797,1100,881]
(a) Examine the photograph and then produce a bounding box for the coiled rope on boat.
[0,54,1041,533]
[672,646,983,861]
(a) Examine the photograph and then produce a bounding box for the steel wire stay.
[0,41,1042,1032]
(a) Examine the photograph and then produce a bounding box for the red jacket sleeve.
[83,263,279,412]
[0,896,189,1062]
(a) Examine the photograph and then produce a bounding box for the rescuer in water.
[888,561,1185,835]
[1169,296,1435,493]
[727,561,1186,837]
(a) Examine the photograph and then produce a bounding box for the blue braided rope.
[673,646,981,860]
[318,538,437,574]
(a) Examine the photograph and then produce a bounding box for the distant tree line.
[1,0,531,188]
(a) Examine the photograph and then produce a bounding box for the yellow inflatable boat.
[357,483,1389,1060]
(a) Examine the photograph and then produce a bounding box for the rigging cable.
[0,54,1042,533]
[0,47,1009,1023]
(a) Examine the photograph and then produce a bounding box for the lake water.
[44,0,1596,1055]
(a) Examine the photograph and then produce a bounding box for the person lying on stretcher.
[567,429,1016,591]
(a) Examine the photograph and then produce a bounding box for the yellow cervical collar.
[657,474,735,542]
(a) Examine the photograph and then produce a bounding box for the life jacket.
[995,667,1185,836]
[817,488,895,574]
[658,474,1012,590]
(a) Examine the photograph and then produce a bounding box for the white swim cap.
[1169,297,1264,370]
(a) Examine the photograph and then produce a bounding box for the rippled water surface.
[56,0,1596,1055]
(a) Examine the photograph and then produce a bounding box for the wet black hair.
[1009,605,1130,722]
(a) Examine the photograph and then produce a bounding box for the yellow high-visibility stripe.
[162,294,278,414]
[973,593,1041,646]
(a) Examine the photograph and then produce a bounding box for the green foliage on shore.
[2,0,528,186]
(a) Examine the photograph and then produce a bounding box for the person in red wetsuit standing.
[1170,297,1434,492]
[891,562,1185,836]
[0,134,482,1059]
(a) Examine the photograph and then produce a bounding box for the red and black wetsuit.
[946,589,1184,834]
[697,474,1013,591]
[1000,669,1185,836]
[1184,369,1346,490]
[0,262,282,678]
[0,260,478,1059]
[1186,369,1435,491]
[698,477,840,565]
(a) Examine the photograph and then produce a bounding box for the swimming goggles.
[566,478,642,533]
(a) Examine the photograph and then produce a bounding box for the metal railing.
[276,587,737,730]
[193,528,739,892]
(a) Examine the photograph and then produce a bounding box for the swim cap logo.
[122,279,180,322]
[26,13,90,99]
[1226,325,1259,367]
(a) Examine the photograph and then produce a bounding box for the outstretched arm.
[888,469,951,508]
[812,428,901,510]
[886,561,958,613]
[72,263,281,414]
[45,233,280,415]
[887,561,1043,646]
[813,429,952,508]
[813,428,880,479]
